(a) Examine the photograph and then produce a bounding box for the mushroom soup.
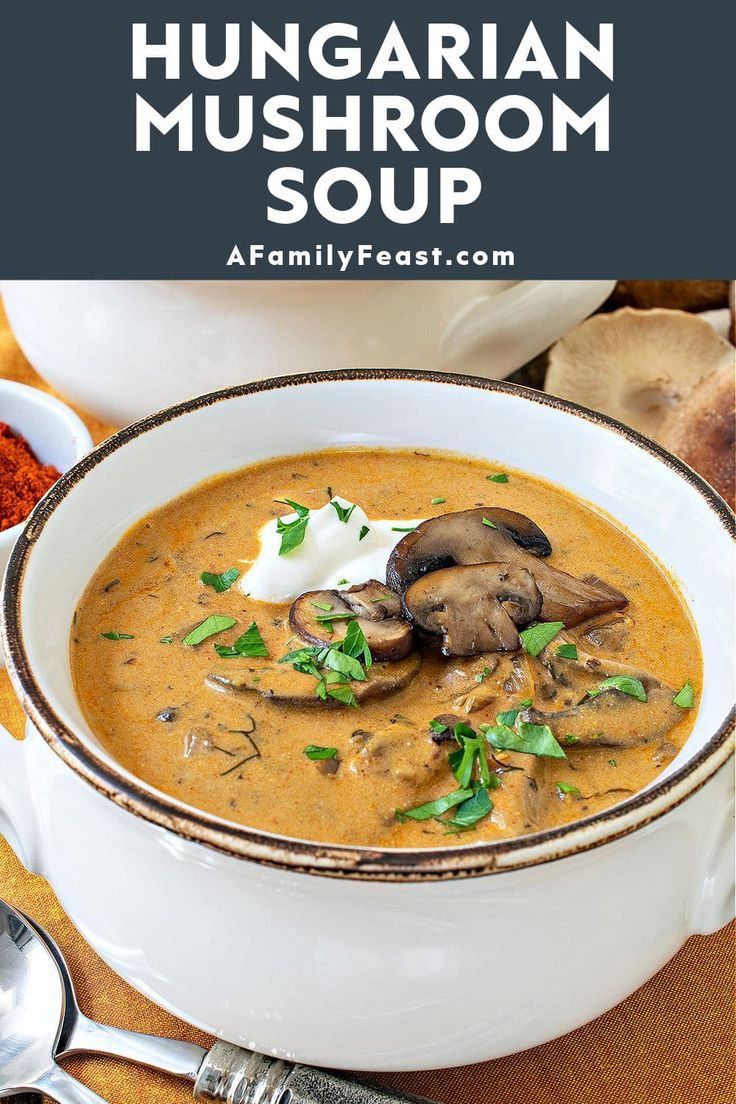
[71,448,701,847]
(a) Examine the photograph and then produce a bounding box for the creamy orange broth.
[71,449,701,847]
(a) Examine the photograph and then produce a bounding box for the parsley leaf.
[519,621,565,657]
[673,681,694,708]
[431,497,446,505]
[451,785,493,828]
[482,517,497,528]
[359,525,370,541]
[100,631,135,640]
[182,615,237,647]
[587,675,647,703]
[304,745,338,761]
[329,499,357,524]
[482,720,567,760]
[391,526,416,533]
[275,499,310,556]
[556,643,578,660]
[200,567,239,593]
[396,787,474,822]
[214,621,269,658]
[556,781,580,796]
[486,473,509,483]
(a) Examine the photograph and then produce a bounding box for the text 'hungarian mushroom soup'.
[71,448,702,848]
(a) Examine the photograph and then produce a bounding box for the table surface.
[1,302,734,1104]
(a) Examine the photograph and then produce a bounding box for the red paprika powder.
[0,422,60,531]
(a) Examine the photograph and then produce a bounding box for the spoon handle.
[34,1066,111,1104]
[193,1042,440,1104]
[62,1013,207,1080]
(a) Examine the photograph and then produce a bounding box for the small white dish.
[0,380,93,665]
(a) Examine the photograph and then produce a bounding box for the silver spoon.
[0,902,111,1103]
[4,902,438,1104]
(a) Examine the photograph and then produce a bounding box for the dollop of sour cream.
[240,497,423,603]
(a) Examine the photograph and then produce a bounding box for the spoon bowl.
[0,900,64,1093]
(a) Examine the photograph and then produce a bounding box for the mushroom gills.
[288,581,413,661]
[205,651,422,705]
[402,563,542,656]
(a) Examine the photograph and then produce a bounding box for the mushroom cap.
[288,583,413,662]
[403,563,542,657]
[387,507,551,593]
[545,308,734,443]
[662,363,735,509]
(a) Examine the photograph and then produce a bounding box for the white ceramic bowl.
[0,381,93,667]
[1,280,615,424]
[1,372,733,1071]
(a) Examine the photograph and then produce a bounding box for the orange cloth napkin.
[1,302,734,1104]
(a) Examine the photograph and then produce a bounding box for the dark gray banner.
[0,1,733,277]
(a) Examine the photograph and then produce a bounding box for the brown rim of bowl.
[2,369,735,881]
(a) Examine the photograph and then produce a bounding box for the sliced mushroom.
[387,508,551,592]
[288,582,412,662]
[520,675,680,749]
[388,508,627,628]
[403,563,542,656]
[205,651,421,706]
[663,363,735,510]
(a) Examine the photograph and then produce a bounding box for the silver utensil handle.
[34,1065,111,1104]
[63,1013,206,1080]
[194,1042,441,1104]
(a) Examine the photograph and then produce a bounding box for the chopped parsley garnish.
[159,635,173,644]
[314,612,356,623]
[100,631,135,640]
[397,720,497,831]
[481,517,497,528]
[564,734,579,745]
[486,473,509,483]
[481,719,567,760]
[475,665,494,684]
[451,784,494,828]
[519,621,565,657]
[278,621,372,707]
[214,621,269,658]
[396,787,474,822]
[495,697,533,728]
[358,525,370,541]
[608,758,618,767]
[673,681,694,708]
[182,615,237,647]
[274,498,310,556]
[311,601,333,612]
[587,675,647,703]
[391,526,416,533]
[556,643,578,660]
[556,781,580,797]
[200,567,239,593]
[329,499,357,524]
[337,578,350,586]
[431,497,446,505]
[304,745,338,761]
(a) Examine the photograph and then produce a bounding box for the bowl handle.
[688,767,735,936]
[440,279,616,379]
[0,724,45,874]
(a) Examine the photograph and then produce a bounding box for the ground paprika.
[0,422,60,531]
